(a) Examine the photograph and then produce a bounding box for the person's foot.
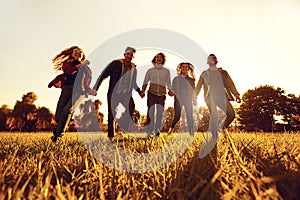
[155,131,161,137]
[51,133,64,143]
[51,135,57,143]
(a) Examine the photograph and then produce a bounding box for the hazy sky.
[1,0,300,116]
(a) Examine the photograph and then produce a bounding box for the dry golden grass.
[0,131,299,200]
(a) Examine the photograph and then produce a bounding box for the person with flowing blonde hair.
[168,62,197,136]
[48,46,95,142]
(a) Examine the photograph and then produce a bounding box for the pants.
[205,95,235,137]
[107,92,135,138]
[54,86,85,136]
[170,96,194,132]
[145,92,166,134]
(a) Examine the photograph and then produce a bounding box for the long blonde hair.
[176,62,195,79]
[52,46,86,71]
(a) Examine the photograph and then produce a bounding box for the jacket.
[195,68,239,101]
[93,59,141,94]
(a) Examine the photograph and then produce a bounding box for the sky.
[1,0,300,118]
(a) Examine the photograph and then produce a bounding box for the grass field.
[0,131,299,200]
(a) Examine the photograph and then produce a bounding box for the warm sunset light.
[0,1,299,199]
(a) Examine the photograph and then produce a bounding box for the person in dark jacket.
[90,47,142,139]
[168,62,197,136]
[48,46,95,142]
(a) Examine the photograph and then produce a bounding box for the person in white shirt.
[140,53,174,137]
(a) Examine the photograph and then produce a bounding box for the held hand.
[236,96,241,103]
[140,92,145,98]
[168,90,174,97]
[88,89,97,96]
[193,100,197,106]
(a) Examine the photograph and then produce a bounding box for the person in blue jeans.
[48,46,95,142]
[168,62,197,136]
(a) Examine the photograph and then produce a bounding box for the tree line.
[0,85,299,133]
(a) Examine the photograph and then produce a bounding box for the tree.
[75,99,104,132]
[278,94,300,131]
[197,106,210,132]
[0,105,12,131]
[11,92,38,132]
[237,85,287,132]
[163,107,174,131]
[36,107,54,131]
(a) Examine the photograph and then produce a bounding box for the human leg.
[146,93,155,136]
[53,92,84,141]
[155,95,166,135]
[170,97,181,130]
[184,101,194,136]
[223,100,235,128]
[107,93,118,138]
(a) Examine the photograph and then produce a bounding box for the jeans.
[54,86,85,136]
[206,94,235,137]
[170,96,194,132]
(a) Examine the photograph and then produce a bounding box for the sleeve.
[83,65,92,92]
[191,78,197,100]
[195,74,204,96]
[132,68,141,94]
[224,71,240,96]
[142,70,150,93]
[93,61,114,91]
[172,77,178,94]
[166,69,172,91]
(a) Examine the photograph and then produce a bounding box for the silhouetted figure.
[90,47,142,139]
[48,46,95,142]
[168,62,197,136]
[140,53,174,137]
[195,54,241,157]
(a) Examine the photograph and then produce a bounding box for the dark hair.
[208,54,218,64]
[152,52,166,65]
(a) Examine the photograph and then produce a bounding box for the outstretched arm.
[93,62,114,91]
[195,75,204,97]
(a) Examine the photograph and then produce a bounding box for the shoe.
[155,131,161,137]
[51,136,57,143]
[51,133,64,143]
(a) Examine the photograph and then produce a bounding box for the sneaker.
[155,131,161,137]
[51,133,64,143]
[51,136,57,143]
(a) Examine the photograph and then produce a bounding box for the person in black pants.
[90,47,142,139]
[48,46,95,142]
[140,53,174,137]
[168,62,197,136]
